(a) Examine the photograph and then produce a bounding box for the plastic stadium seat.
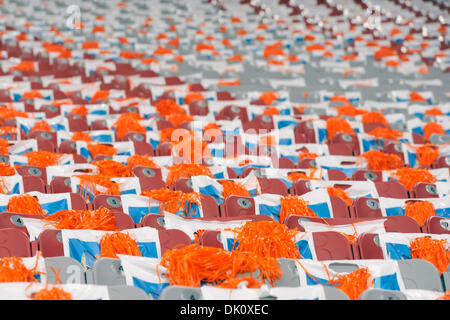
[140,214,166,230]
[327,169,348,180]
[138,176,167,191]
[58,140,78,154]
[383,142,406,163]
[257,178,288,196]
[0,212,43,237]
[0,228,32,257]
[215,105,248,122]
[329,133,361,156]
[432,155,450,169]
[16,165,48,184]
[70,193,89,210]
[243,114,274,131]
[199,194,221,218]
[132,166,163,181]
[37,139,56,152]
[374,181,408,199]
[351,197,383,219]
[50,176,72,193]
[294,122,316,143]
[397,259,444,292]
[422,216,450,234]
[291,179,313,196]
[351,170,383,182]
[38,229,64,257]
[188,100,209,116]
[359,288,407,300]
[44,256,86,284]
[356,233,384,259]
[22,175,47,193]
[29,130,58,149]
[67,115,89,132]
[275,157,296,169]
[90,119,109,131]
[108,285,149,300]
[297,158,317,169]
[155,142,172,156]
[158,229,191,256]
[87,257,126,286]
[172,178,194,193]
[220,196,255,218]
[409,183,439,198]
[111,211,136,230]
[133,141,155,155]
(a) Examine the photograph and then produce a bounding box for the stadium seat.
[0,228,32,257]
[422,217,450,234]
[44,256,86,284]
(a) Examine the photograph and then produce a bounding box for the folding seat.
[359,289,407,300]
[172,178,194,193]
[165,76,185,86]
[58,140,78,154]
[16,165,48,186]
[37,139,56,152]
[44,256,86,284]
[220,196,255,218]
[155,142,172,156]
[297,158,318,169]
[73,154,88,164]
[188,100,209,116]
[276,157,296,169]
[132,166,163,181]
[327,142,356,156]
[327,169,348,180]
[421,216,450,234]
[140,214,165,230]
[133,141,155,156]
[121,132,146,144]
[67,114,89,132]
[138,176,167,192]
[108,285,150,300]
[242,114,274,131]
[0,212,43,238]
[355,233,384,259]
[22,175,47,193]
[383,142,405,162]
[351,170,383,182]
[39,105,61,118]
[86,257,126,286]
[294,121,316,143]
[28,130,58,149]
[215,105,248,122]
[111,211,136,230]
[200,230,354,260]
[257,178,288,196]
[329,133,361,156]
[351,197,383,219]
[216,91,235,101]
[90,119,109,131]
[374,181,408,199]
[409,182,439,199]
[188,83,207,92]
[432,155,450,169]
[0,228,33,257]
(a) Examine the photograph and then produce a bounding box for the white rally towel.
[163,213,250,241]
[61,227,162,269]
[376,232,450,261]
[117,254,169,300]
[294,259,405,292]
[0,192,72,215]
